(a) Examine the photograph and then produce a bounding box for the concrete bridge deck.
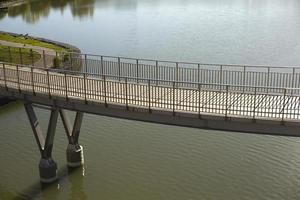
[1,62,300,136]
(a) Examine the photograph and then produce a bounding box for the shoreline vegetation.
[0,31,81,105]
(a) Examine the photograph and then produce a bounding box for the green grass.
[0,45,41,65]
[0,33,68,52]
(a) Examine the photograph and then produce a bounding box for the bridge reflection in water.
[1,50,300,183]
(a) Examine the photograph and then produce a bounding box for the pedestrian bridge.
[1,50,300,182]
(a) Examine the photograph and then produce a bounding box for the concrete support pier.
[60,110,84,167]
[24,103,59,183]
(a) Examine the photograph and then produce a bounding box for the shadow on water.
[2,165,86,200]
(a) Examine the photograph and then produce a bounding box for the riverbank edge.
[0,0,26,9]
[0,31,81,106]
[0,31,81,53]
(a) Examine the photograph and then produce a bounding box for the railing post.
[30,49,34,66]
[173,81,176,116]
[136,59,139,84]
[19,48,23,65]
[31,67,35,95]
[243,66,246,92]
[291,68,295,96]
[46,69,51,98]
[197,64,200,84]
[198,83,202,119]
[225,85,229,119]
[84,54,88,73]
[43,50,46,68]
[70,53,73,70]
[267,67,270,89]
[104,74,107,107]
[2,63,8,91]
[281,88,287,123]
[176,62,179,84]
[84,73,87,104]
[252,87,257,121]
[118,57,121,81]
[148,79,151,112]
[8,46,12,63]
[125,77,128,110]
[220,65,223,84]
[156,60,158,86]
[16,65,21,93]
[101,56,104,75]
[64,72,68,101]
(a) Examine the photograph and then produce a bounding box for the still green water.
[1,0,300,199]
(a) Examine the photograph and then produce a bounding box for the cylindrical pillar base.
[39,158,57,183]
[66,144,84,167]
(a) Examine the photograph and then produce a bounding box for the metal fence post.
[136,59,139,83]
[148,79,151,112]
[291,68,295,96]
[30,49,34,66]
[156,60,159,86]
[104,74,107,107]
[220,65,223,84]
[101,56,104,75]
[46,69,51,98]
[43,50,46,68]
[252,87,257,121]
[281,88,287,123]
[176,62,179,83]
[243,66,246,92]
[173,81,176,116]
[84,54,88,73]
[84,73,87,104]
[16,65,21,93]
[225,85,229,119]
[64,72,68,100]
[267,67,270,89]
[197,64,200,84]
[2,63,8,91]
[125,77,128,110]
[198,83,202,118]
[19,48,23,65]
[31,67,35,95]
[118,57,121,81]
[70,53,73,70]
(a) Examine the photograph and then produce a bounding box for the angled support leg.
[60,110,84,167]
[24,103,59,183]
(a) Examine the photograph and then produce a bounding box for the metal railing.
[2,46,300,94]
[1,62,300,122]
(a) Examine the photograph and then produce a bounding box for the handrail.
[1,61,300,91]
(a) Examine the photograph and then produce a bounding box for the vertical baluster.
[148,79,151,112]
[136,59,139,83]
[118,57,121,81]
[30,49,34,66]
[64,72,68,100]
[19,48,23,65]
[281,88,287,123]
[43,50,46,68]
[3,63,8,90]
[84,73,87,104]
[31,67,35,95]
[225,85,229,119]
[173,81,176,116]
[16,65,21,93]
[84,54,88,73]
[46,69,51,98]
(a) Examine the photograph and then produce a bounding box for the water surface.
[1,0,300,199]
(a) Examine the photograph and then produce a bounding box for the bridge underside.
[1,88,300,137]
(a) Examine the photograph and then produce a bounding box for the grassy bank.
[0,33,67,52]
[0,44,40,65]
